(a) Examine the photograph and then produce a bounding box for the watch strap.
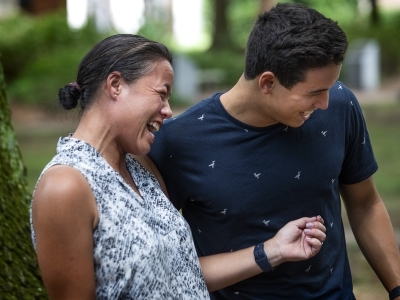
[389,286,400,300]
[254,242,273,273]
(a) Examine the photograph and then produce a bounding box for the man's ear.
[106,71,123,100]
[259,71,276,95]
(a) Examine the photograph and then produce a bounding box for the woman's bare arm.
[32,165,98,300]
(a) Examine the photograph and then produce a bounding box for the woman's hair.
[58,34,173,110]
[244,3,348,89]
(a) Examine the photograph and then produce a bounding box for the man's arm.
[340,176,400,299]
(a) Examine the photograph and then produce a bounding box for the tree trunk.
[0,63,47,298]
[209,0,236,51]
[370,0,379,25]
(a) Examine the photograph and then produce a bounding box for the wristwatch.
[254,243,273,273]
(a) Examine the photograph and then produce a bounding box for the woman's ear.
[259,71,275,95]
[106,71,123,100]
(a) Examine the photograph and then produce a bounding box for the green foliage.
[228,0,259,50]
[0,63,47,299]
[137,21,174,50]
[0,10,107,106]
[7,45,93,106]
[278,0,359,26]
[186,49,244,87]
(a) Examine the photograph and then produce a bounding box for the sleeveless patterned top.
[30,136,209,300]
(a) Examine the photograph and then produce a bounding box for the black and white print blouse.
[30,136,209,300]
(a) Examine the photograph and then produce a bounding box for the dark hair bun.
[58,84,81,110]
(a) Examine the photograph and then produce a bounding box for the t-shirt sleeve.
[148,125,188,210]
[338,85,378,184]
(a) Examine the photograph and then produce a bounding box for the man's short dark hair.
[244,3,348,89]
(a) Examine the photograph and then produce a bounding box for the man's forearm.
[347,200,400,293]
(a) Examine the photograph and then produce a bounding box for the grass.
[13,101,400,298]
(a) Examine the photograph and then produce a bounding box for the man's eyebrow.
[309,88,329,94]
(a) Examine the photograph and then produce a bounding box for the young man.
[149,3,400,299]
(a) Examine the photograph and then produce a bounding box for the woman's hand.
[266,216,326,266]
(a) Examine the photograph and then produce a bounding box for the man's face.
[263,63,342,128]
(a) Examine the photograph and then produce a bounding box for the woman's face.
[116,59,174,155]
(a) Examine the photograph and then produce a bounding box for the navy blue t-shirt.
[149,81,377,299]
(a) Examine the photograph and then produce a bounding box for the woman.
[30,34,326,299]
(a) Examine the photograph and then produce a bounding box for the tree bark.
[0,63,47,298]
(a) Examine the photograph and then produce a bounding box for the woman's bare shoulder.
[32,165,98,230]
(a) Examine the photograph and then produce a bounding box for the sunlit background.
[66,0,204,48]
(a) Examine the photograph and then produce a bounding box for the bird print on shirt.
[244,129,248,132]
[305,265,312,272]
[338,84,343,90]
[282,126,288,132]
[331,179,335,184]
[209,161,215,168]
[198,114,205,121]
[295,171,301,179]
[263,220,270,226]
[321,130,327,136]
[330,222,333,228]
[362,137,366,145]
[221,209,227,215]
[254,173,261,179]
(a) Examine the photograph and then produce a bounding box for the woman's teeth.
[147,121,160,132]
